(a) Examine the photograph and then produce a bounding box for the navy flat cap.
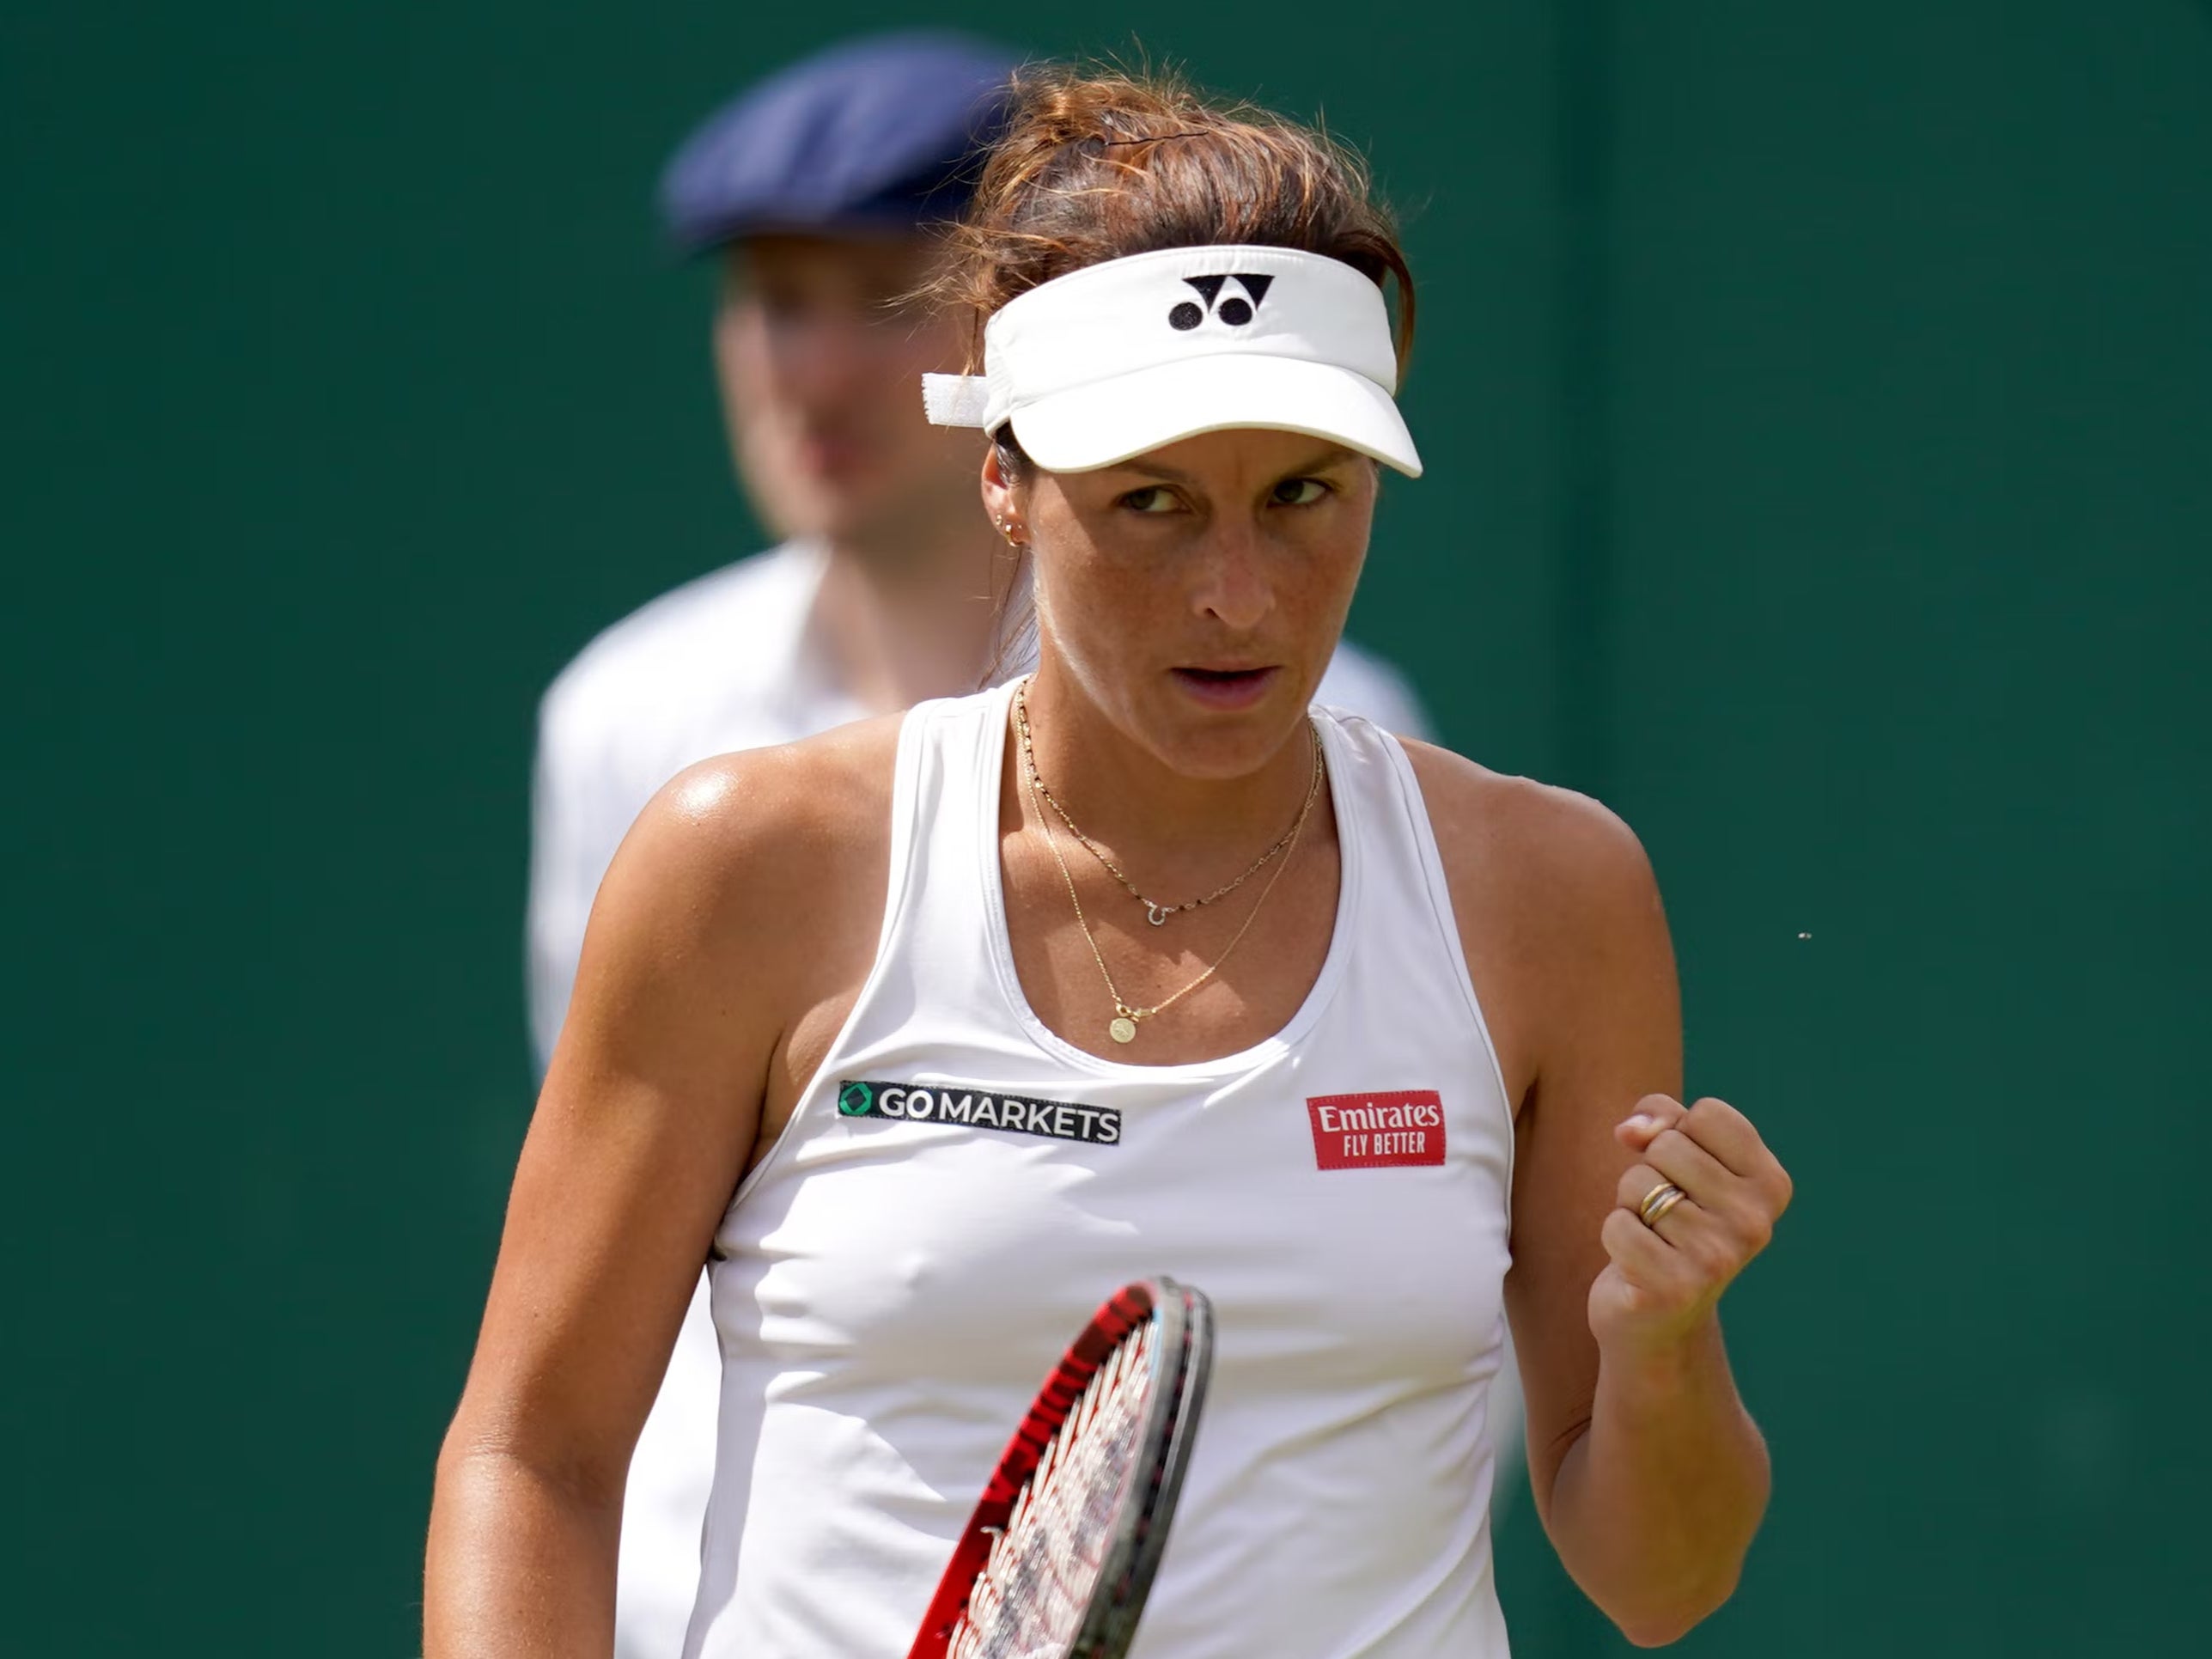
[658,30,1021,253]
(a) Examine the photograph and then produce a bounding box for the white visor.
[923,244,1421,477]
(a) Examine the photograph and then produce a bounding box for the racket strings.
[948,1324,1155,1659]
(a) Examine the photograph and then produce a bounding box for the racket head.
[907,1276,1215,1659]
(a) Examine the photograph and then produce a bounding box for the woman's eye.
[1119,486,1179,514]
[1271,478,1331,507]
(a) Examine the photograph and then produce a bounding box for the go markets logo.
[832,1078,1121,1145]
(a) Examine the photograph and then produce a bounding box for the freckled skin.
[984,428,1380,790]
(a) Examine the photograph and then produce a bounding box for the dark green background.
[8,2,2206,1652]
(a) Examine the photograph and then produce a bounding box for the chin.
[746,457,887,540]
[800,480,954,552]
[1144,671,1317,775]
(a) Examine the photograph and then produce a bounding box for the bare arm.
[424,753,836,1657]
[1412,750,1789,1645]
[1540,1082,1787,1644]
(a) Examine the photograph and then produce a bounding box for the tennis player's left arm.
[1422,759,1791,1645]
[1522,796,1789,1644]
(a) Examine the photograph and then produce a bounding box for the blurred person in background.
[524,31,1439,1656]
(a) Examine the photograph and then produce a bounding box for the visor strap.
[922,373,991,428]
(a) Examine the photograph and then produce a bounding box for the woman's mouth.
[1170,665,1281,710]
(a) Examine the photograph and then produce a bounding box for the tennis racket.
[907,1277,1214,1659]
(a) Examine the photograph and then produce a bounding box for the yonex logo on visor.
[919,243,1423,478]
[1169,273,1275,330]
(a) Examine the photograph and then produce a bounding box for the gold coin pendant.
[1108,1016,1138,1045]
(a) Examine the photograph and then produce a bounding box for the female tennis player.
[426,67,1793,1658]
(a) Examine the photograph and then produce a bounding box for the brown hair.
[946,65,1412,683]
[937,64,1416,385]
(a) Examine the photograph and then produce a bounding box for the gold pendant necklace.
[1015,679,1324,1045]
[1015,680,1314,925]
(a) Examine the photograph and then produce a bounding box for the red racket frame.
[907,1277,1212,1659]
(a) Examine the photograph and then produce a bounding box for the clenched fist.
[1590,1095,1793,1358]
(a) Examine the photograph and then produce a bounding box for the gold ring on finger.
[1639,1180,1688,1228]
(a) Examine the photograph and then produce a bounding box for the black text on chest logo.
[836,1079,1122,1145]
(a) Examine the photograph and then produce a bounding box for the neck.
[809,514,1011,715]
[1015,663,1325,893]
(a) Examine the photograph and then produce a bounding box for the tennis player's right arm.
[425,759,800,1658]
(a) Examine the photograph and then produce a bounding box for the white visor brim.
[922,245,1421,480]
[1008,352,1423,478]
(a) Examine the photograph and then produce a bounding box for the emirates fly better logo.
[1306,1090,1447,1170]
[1168,273,1275,331]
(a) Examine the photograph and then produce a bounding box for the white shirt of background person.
[525,230,1441,1659]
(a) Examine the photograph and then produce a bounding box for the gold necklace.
[1014,685,1325,1046]
[1015,680,1318,924]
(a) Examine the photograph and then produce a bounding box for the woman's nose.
[1191,522,1274,632]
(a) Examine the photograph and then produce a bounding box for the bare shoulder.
[1397,737,1661,923]
[1396,740,1673,1103]
[584,712,906,1005]
[611,714,904,891]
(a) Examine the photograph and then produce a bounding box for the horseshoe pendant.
[1147,904,1171,926]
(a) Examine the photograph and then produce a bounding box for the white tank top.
[682,683,1517,1659]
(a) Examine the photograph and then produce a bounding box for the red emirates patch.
[1306,1090,1447,1170]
